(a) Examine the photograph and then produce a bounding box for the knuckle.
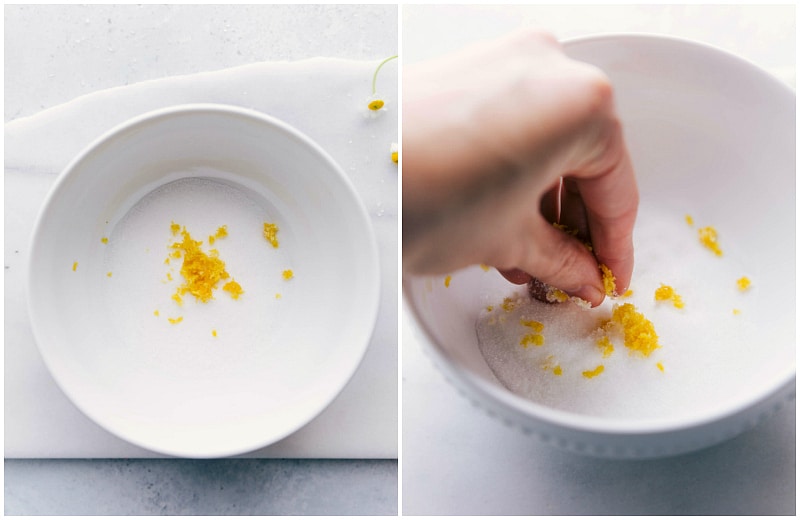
[509,28,561,50]
[582,67,614,115]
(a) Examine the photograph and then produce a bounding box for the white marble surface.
[5,4,397,515]
[6,3,398,461]
[6,58,399,459]
[5,4,398,122]
[401,4,795,516]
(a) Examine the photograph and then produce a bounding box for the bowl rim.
[562,32,795,97]
[403,32,796,437]
[27,103,381,457]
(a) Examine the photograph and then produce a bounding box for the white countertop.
[401,4,795,516]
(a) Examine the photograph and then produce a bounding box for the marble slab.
[5,58,399,458]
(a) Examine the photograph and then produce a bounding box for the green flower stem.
[372,55,398,95]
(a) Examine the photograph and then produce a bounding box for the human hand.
[402,29,638,307]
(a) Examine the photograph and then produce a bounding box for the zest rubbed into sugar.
[608,303,661,357]
[519,318,545,348]
[596,335,615,358]
[168,224,242,303]
[520,333,545,348]
[263,222,279,248]
[582,365,605,379]
[208,225,228,245]
[599,264,617,296]
[223,279,244,300]
[654,284,685,309]
[501,297,518,312]
[736,276,751,292]
[698,226,723,257]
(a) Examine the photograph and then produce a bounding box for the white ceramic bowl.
[404,35,795,458]
[28,104,380,458]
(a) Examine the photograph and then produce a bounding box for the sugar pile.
[476,205,759,421]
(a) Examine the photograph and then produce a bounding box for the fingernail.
[571,285,604,307]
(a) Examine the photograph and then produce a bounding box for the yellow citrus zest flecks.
[582,365,605,379]
[520,333,545,348]
[501,297,517,312]
[599,264,617,297]
[520,319,544,333]
[444,275,452,288]
[282,269,294,280]
[101,237,109,244]
[223,279,244,300]
[656,362,665,372]
[519,319,545,348]
[552,222,579,236]
[546,287,569,303]
[208,225,228,245]
[168,316,183,325]
[736,276,751,292]
[263,222,279,248]
[541,355,562,376]
[698,226,723,256]
[169,224,239,303]
[685,214,694,227]
[609,303,661,357]
[72,261,78,272]
[596,335,615,358]
[654,284,685,309]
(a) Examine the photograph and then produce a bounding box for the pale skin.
[403,30,639,307]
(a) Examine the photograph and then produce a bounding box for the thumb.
[515,221,606,307]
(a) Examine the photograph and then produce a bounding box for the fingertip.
[497,268,532,285]
[571,284,605,308]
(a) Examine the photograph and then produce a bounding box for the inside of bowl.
[406,36,795,425]
[29,107,379,456]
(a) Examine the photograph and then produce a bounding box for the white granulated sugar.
[476,206,760,421]
[101,174,297,384]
